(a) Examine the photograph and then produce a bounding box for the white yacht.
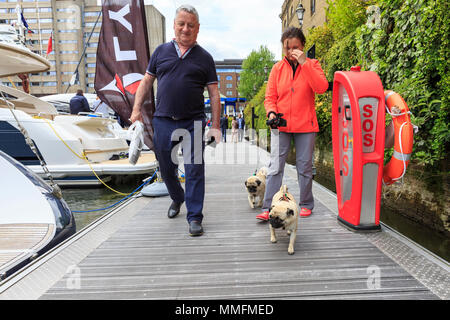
[0,150,76,280]
[0,24,157,186]
[0,24,50,78]
[0,85,157,186]
[39,93,129,141]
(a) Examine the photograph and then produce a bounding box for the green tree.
[238,45,275,101]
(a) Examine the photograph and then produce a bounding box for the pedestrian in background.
[238,113,245,141]
[231,116,238,143]
[220,114,228,142]
[69,89,90,115]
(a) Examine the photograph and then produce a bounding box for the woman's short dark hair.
[281,27,306,46]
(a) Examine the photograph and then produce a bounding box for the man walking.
[237,114,245,142]
[69,89,90,115]
[131,5,221,236]
[220,114,228,142]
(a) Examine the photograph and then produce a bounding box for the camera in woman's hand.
[266,113,287,129]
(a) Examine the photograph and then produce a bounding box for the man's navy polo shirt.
[146,40,218,120]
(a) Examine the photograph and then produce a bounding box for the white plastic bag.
[128,120,144,165]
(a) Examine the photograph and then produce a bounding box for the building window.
[85,12,100,17]
[60,50,79,54]
[226,75,232,81]
[226,83,233,88]
[311,0,316,15]
[43,82,57,87]
[217,75,220,80]
[226,91,233,96]
[84,32,100,38]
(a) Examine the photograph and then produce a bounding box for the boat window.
[0,91,18,100]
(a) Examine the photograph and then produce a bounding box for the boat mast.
[65,11,102,93]
[35,1,43,56]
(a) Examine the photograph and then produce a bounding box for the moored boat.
[0,150,76,280]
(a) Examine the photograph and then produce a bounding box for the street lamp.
[296,3,305,27]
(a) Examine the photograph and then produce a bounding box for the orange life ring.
[382,90,414,185]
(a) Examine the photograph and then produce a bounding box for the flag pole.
[36,0,43,56]
[65,11,102,94]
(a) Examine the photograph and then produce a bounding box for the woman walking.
[256,27,328,221]
[231,116,239,143]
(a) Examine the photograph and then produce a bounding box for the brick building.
[280,0,328,37]
[215,59,245,114]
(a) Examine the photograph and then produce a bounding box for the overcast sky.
[145,0,283,61]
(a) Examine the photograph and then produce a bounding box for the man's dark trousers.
[221,127,227,142]
[152,116,206,223]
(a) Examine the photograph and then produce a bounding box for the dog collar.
[279,193,291,202]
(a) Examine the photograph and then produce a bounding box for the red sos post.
[331,66,385,232]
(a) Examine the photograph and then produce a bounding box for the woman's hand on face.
[291,49,306,65]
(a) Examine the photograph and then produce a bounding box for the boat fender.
[128,120,144,165]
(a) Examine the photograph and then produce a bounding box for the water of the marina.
[62,182,141,231]
[63,162,449,263]
[313,169,450,262]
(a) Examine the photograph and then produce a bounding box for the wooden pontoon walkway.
[0,140,448,300]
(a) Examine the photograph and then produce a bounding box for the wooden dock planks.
[0,141,446,300]
[39,159,440,300]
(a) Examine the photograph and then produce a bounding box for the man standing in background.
[69,89,90,115]
[238,113,245,142]
[220,114,228,142]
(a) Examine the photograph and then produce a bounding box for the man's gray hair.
[176,4,199,22]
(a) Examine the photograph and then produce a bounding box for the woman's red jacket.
[264,57,328,133]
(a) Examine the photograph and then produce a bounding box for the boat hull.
[0,151,75,279]
[0,42,50,78]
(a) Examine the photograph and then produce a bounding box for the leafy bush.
[243,82,268,132]
[306,0,449,170]
[326,0,375,41]
[305,24,335,63]
[356,0,449,168]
